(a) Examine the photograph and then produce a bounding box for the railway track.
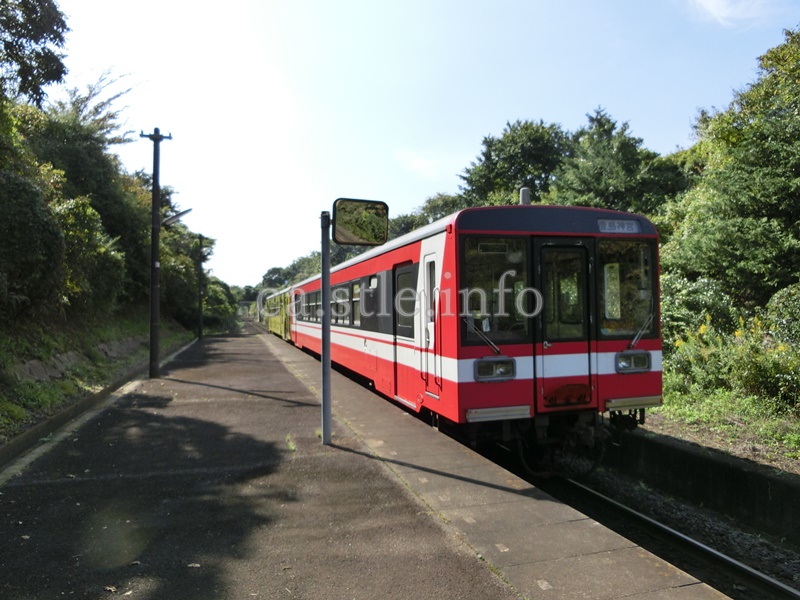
[482,442,800,600]
[557,476,800,600]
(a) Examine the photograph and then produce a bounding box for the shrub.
[765,283,800,346]
[665,313,800,417]
[51,196,125,316]
[0,169,65,320]
[660,272,739,353]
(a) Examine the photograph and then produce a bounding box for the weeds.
[0,307,194,441]
[662,314,800,457]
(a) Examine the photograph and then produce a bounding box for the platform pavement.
[0,323,730,599]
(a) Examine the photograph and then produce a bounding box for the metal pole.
[198,234,204,340]
[321,211,332,445]
[140,127,172,378]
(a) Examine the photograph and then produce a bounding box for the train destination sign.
[598,219,642,234]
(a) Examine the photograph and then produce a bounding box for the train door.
[393,262,417,408]
[421,254,442,398]
[534,239,594,413]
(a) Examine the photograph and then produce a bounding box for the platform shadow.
[0,395,291,599]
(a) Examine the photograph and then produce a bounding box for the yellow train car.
[265,289,292,340]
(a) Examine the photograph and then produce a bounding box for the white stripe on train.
[294,322,662,383]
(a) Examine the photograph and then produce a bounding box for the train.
[261,203,661,472]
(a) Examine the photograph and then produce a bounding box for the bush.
[0,169,65,320]
[665,317,732,397]
[51,196,125,316]
[765,283,800,345]
[660,272,739,352]
[729,318,800,414]
[665,313,800,417]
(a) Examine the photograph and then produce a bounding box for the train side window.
[361,273,382,332]
[395,267,416,338]
[311,291,320,322]
[426,261,435,323]
[332,286,350,326]
[352,282,361,327]
[295,294,303,321]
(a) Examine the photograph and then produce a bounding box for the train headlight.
[474,357,516,381]
[615,351,651,373]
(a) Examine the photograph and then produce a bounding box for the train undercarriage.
[428,407,647,479]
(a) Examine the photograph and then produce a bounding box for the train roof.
[269,204,657,295]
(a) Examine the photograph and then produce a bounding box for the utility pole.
[197,234,204,340]
[140,127,172,378]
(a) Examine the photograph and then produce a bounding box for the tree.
[19,80,152,301]
[663,26,800,308]
[51,196,125,315]
[261,267,289,291]
[388,212,428,239]
[0,0,68,106]
[0,168,64,319]
[203,276,238,331]
[460,120,570,204]
[547,108,687,215]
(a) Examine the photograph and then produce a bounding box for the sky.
[53,0,799,288]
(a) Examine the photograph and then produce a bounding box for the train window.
[332,286,350,326]
[542,249,587,341]
[294,294,302,321]
[352,282,361,327]
[309,291,320,322]
[599,240,655,338]
[395,267,416,338]
[604,263,621,320]
[461,236,530,345]
[426,261,435,323]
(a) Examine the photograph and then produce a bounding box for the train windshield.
[598,240,656,339]
[460,236,531,344]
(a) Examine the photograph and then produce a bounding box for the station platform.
[0,323,729,599]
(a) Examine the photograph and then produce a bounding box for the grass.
[658,315,800,468]
[0,306,194,442]
[654,385,800,468]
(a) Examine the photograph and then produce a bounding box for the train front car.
[442,205,661,473]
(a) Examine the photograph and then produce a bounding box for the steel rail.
[566,477,800,600]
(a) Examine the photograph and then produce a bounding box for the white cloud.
[688,0,780,26]
[396,149,443,180]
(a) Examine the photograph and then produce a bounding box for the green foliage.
[665,27,800,308]
[547,108,688,214]
[19,79,153,302]
[0,0,68,106]
[0,167,64,319]
[660,272,739,351]
[666,317,732,397]
[666,315,800,418]
[202,277,239,332]
[0,308,195,440]
[764,283,800,346]
[51,196,125,315]
[460,120,570,204]
[416,193,467,223]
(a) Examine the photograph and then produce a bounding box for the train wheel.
[551,427,606,480]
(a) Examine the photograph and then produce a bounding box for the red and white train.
[264,204,661,465]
